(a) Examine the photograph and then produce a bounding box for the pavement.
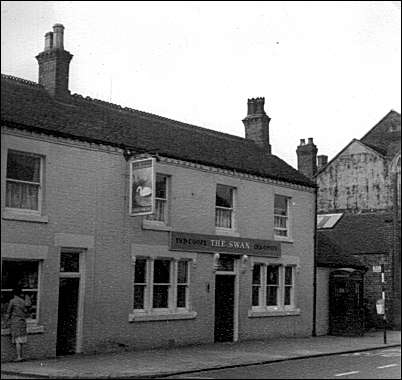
[1,330,400,379]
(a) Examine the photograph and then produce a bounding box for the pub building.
[1,24,316,361]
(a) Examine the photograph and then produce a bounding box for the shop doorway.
[56,277,80,355]
[56,250,83,356]
[214,274,235,342]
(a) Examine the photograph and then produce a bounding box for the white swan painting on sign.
[130,157,155,215]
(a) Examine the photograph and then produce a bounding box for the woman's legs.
[15,342,22,360]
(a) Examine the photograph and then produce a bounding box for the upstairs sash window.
[215,184,235,229]
[274,195,289,238]
[146,174,168,223]
[6,151,42,212]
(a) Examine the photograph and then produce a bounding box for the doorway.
[214,274,235,342]
[56,277,80,355]
[329,269,364,336]
[56,250,82,356]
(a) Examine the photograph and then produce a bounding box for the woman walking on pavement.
[6,287,31,361]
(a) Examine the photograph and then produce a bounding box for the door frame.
[215,259,239,342]
[58,248,86,354]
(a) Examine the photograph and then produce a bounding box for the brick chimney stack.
[317,155,328,171]
[242,97,272,154]
[36,24,73,98]
[296,137,318,179]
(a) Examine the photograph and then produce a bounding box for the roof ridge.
[70,92,249,143]
[1,73,43,88]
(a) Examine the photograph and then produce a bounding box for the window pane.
[285,267,293,285]
[60,252,80,272]
[267,266,279,285]
[7,151,41,182]
[274,195,288,216]
[266,286,278,306]
[216,255,234,271]
[6,182,39,210]
[2,261,39,289]
[134,259,146,283]
[216,185,233,208]
[153,285,169,308]
[177,285,187,308]
[252,265,261,284]
[284,287,291,306]
[177,261,188,284]
[134,285,145,309]
[252,286,260,306]
[1,290,13,328]
[215,207,232,228]
[155,175,167,199]
[153,260,170,283]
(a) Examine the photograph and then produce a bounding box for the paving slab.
[1,330,400,379]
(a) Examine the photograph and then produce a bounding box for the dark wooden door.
[214,275,235,342]
[56,277,79,355]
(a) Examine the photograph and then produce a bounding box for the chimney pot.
[317,155,328,170]
[247,99,256,116]
[53,23,65,49]
[44,32,53,51]
[300,139,306,146]
[308,137,314,144]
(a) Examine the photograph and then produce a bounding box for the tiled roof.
[360,110,401,156]
[317,211,395,269]
[1,74,315,188]
[317,233,366,269]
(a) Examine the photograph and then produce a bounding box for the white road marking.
[334,371,360,377]
[377,363,398,369]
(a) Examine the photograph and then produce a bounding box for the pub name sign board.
[170,232,281,257]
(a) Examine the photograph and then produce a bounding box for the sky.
[1,1,401,168]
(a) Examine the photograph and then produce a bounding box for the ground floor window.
[133,257,191,314]
[1,260,40,327]
[251,263,296,310]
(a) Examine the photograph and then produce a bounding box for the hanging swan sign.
[129,157,155,216]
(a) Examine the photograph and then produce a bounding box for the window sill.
[2,210,48,224]
[215,228,240,237]
[142,219,172,232]
[1,324,45,336]
[274,236,293,244]
[129,310,197,322]
[248,308,300,318]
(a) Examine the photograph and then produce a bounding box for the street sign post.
[381,264,387,344]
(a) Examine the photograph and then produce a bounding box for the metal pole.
[381,264,387,344]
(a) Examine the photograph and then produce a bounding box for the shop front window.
[1,260,40,327]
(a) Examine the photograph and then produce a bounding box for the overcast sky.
[1,1,400,168]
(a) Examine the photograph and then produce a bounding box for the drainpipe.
[312,186,318,337]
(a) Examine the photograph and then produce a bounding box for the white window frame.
[215,184,236,232]
[1,259,42,327]
[144,174,169,226]
[131,256,196,321]
[283,265,295,309]
[5,150,43,216]
[274,194,291,241]
[250,262,299,316]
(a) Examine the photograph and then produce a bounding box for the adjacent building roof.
[1,74,315,188]
[317,211,395,269]
[360,110,401,157]
[315,110,401,176]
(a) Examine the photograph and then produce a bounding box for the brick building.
[297,111,401,333]
[1,25,316,361]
